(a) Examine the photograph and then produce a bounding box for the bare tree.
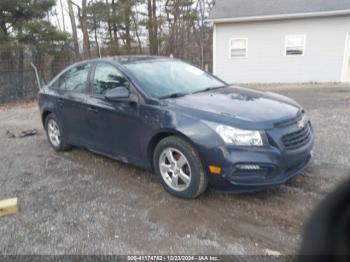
[81,0,91,58]
[71,0,91,58]
[148,0,158,54]
[111,0,120,51]
[132,11,142,53]
[120,0,132,52]
[67,0,80,58]
[89,2,100,56]
[59,0,66,32]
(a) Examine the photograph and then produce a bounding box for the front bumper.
[199,123,314,193]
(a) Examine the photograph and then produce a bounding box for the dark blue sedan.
[38,56,314,199]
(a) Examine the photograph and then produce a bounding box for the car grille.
[282,123,312,150]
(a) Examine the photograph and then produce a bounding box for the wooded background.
[0,0,215,104]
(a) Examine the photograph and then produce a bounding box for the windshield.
[124,60,226,98]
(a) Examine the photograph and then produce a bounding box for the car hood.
[166,85,301,130]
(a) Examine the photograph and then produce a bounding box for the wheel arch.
[147,129,200,170]
[41,110,52,126]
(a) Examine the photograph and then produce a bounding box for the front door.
[86,62,142,162]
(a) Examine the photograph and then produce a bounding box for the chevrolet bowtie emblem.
[298,119,305,129]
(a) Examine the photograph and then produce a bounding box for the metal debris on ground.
[6,129,38,139]
[6,130,16,138]
[18,129,38,138]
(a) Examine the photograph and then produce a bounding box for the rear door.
[51,62,92,145]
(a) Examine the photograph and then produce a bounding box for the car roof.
[78,55,171,66]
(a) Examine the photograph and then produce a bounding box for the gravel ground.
[0,84,349,255]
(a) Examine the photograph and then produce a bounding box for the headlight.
[215,125,264,146]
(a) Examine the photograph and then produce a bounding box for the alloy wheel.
[47,119,61,147]
[159,147,192,191]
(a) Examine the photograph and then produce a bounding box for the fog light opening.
[236,164,262,171]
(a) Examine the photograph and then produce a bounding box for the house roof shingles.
[209,0,350,21]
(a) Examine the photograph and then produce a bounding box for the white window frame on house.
[229,38,248,58]
[285,34,306,56]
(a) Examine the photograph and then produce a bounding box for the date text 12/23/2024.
[127,256,220,261]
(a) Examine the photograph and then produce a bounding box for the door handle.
[88,106,98,113]
[57,98,64,106]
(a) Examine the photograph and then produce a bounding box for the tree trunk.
[147,0,158,54]
[111,0,119,52]
[152,0,158,54]
[17,26,24,99]
[92,8,100,57]
[106,0,113,43]
[124,1,131,53]
[81,0,91,59]
[132,13,142,53]
[59,0,66,32]
[67,0,79,59]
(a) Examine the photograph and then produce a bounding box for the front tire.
[153,136,208,199]
[45,113,70,151]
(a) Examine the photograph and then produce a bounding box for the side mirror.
[105,86,130,101]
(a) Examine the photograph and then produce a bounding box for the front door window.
[93,63,129,95]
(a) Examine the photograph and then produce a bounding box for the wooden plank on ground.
[0,198,18,217]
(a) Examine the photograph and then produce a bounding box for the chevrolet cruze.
[38,56,314,199]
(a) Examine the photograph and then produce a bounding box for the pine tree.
[0,0,68,97]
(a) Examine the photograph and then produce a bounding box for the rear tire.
[44,113,70,152]
[153,136,208,199]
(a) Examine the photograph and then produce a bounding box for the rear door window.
[52,63,91,93]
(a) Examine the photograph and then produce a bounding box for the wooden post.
[0,198,18,217]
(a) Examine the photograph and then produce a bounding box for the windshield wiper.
[159,85,227,99]
[192,85,227,95]
[159,92,188,99]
